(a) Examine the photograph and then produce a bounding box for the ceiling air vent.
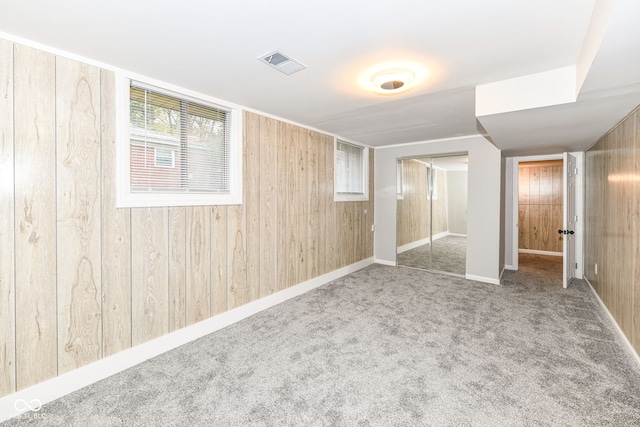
[259,50,307,75]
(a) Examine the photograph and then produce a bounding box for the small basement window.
[117,78,242,207]
[334,139,369,201]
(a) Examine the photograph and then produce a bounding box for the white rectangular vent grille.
[259,50,307,75]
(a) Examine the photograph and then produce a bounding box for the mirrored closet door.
[396,154,468,276]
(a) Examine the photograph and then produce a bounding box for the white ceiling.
[1,0,639,156]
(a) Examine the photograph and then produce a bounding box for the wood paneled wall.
[0,40,374,397]
[518,161,563,253]
[397,160,447,247]
[586,105,639,354]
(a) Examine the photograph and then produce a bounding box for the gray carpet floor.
[5,257,640,426]
[397,235,466,275]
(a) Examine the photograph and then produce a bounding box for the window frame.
[116,74,243,208]
[334,138,369,202]
[397,159,404,200]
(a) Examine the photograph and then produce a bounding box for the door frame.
[511,153,581,273]
[512,154,562,271]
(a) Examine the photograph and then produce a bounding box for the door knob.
[558,229,575,235]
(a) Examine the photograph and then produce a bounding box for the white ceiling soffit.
[476,0,640,155]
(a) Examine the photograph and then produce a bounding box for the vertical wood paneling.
[518,161,563,253]
[540,166,553,204]
[297,128,309,283]
[286,123,299,288]
[3,39,379,393]
[317,136,327,275]
[56,57,102,374]
[245,112,260,303]
[529,204,540,250]
[367,148,374,258]
[634,111,640,350]
[552,165,563,205]
[586,105,640,355]
[277,122,289,290]
[325,135,336,272]
[259,115,278,297]
[519,167,529,204]
[354,202,363,261]
[131,208,169,346]
[347,203,356,265]
[529,167,540,205]
[227,192,247,308]
[518,205,530,249]
[307,131,319,279]
[539,205,553,252]
[618,117,634,338]
[210,206,228,315]
[228,139,248,307]
[397,159,432,247]
[0,39,15,396]
[100,69,132,357]
[168,207,186,331]
[14,45,58,390]
[186,206,210,325]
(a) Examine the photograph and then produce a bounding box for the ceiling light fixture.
[358,61,428,95]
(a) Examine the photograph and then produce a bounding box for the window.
[117,78,242,207]
[335,139,368,201]
[397,160,404,199]
[154,148,175,168]
[426,165,438,200]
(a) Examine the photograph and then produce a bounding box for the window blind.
[129,84,231,194]
[335,140,364,194]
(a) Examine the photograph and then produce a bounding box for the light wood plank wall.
[0,40,374,397]
[518,160,563,253]
[585,105,640,354]
[397,160,448,247]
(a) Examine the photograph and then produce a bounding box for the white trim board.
[518,249,563,257]
[584,278,640,369]
[465,274,501,285]
[396,231,450,254]
[0,257,374,423]
[374,259,397,267]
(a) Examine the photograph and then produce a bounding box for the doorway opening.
[396,153,468,276]
[512,153,581,288]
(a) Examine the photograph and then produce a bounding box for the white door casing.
[563,152,577,288]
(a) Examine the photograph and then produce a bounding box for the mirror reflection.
[396,154,468,276]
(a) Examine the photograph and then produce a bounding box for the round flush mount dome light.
[358,61,428,95]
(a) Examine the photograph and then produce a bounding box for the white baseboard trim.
[504,264,516,271]
[518,249,562,257]
[447,233,467,237]
[465,274,501,285]
[374,259,396,267]
[396,232,451,254]
[0,257,374,423]
[397,237,430,254]
[584,277,640,369]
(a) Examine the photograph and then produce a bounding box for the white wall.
[504,157,514,268]
[446,170,468,235]
[374,135,503,284]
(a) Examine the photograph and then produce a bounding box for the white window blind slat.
[336,140,364,195]
[129,84,231,194]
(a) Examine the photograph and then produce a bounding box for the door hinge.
[575,262,578,269]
